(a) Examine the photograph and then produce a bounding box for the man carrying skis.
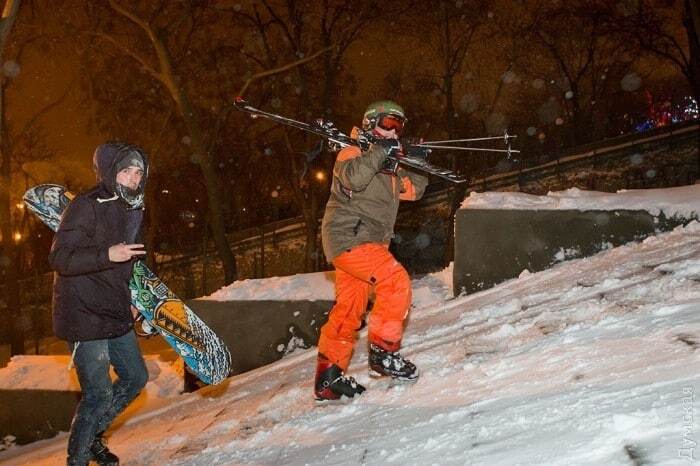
[50,142,150,465]
[314,100,428,402]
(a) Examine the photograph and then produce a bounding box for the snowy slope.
[2,223,699,465]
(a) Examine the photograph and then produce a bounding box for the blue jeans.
[67,330,148,464]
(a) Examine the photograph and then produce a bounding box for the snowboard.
[24,184,232,385]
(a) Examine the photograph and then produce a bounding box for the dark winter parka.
[49,143,148,342]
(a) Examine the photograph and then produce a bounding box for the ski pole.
[419,134,518,145]
[412,144,520,153]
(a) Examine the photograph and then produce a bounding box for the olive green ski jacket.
[321,142,428,262]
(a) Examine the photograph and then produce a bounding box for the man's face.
[116,166,144,190]
[371,114,404,140]
[373,126,399,139]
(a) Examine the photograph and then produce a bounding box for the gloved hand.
[400,137,430,162]
[373,138,404,159]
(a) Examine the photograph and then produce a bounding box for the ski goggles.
[376,114,405,135]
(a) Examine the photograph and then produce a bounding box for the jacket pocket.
[352,218,363,236]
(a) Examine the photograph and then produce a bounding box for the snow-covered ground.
[1,218,698,465]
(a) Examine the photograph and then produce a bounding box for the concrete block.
[187,299,333,376]
[454,209,691,295]
[0,389,78,445]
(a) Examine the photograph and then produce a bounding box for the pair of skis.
[233,97,519,184]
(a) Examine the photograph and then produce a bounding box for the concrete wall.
[453,209,694,295]
[187,299,333,378]
[0,389,78,445]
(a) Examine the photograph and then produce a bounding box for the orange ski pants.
[317,243,412,371]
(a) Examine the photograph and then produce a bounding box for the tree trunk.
[684,0,700,104]
[442,71,465,267]
[0,108,23,355]
[145,171,159,273]
[179,103,238,284]
[303,189,319,272]
[0,0,23,354]
[151,33,238,284]
[682,0,700,182]
[106,1,238,284]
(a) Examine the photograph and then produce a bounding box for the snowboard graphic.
[24,184,231,385]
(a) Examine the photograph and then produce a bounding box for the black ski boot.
[368,344,418,381]
[90,435,119,466]
[314,358,366,402]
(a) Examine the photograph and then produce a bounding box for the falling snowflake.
[485,112,508,135]
[537,99,560,124]
[459,93,480,113]
[414,233,431,250]
[3,61,19,78]
[620,72,642,92]
[501,70,517,84]
[630,153,644,165]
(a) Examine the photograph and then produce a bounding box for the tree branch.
[15,76,75,144]
[237,44,333,96]
[89,31,162,81]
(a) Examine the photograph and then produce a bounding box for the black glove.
[372,139,402,174]
[373,138,404,159]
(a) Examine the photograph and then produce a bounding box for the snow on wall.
[201,271,336,302]
[0,355,183,400]
[462,184,700,218]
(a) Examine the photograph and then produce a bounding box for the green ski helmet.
[362,100,407,134]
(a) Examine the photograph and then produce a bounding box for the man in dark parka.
[49,141,150,466]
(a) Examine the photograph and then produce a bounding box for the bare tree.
[0,0,60,355]
[520,1,636,147]
[94,1,242,283]
[90,1,335,283]
[397,0,487,265]
[623,0,700,103]
[226,0,383,272]
[0,0,21,353]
